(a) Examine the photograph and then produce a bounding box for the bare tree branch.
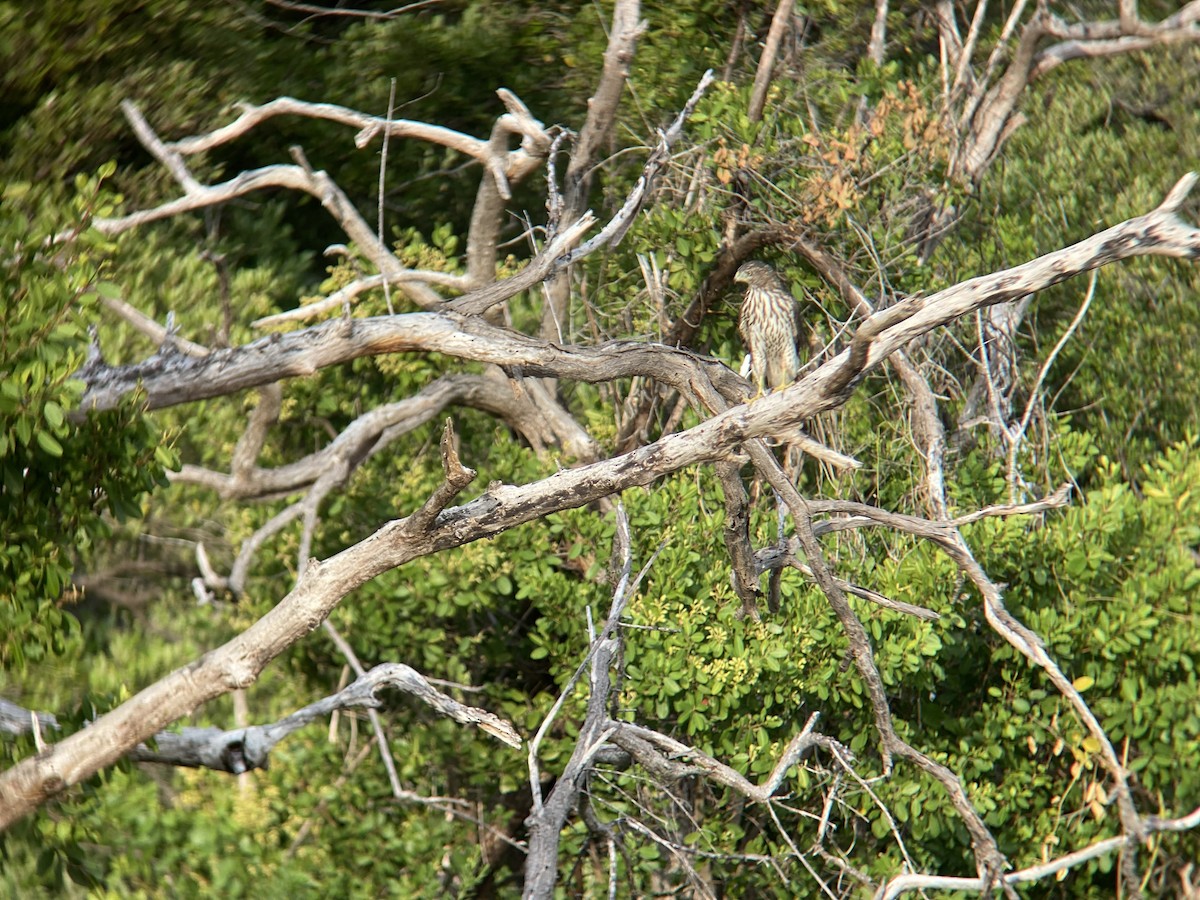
[319,620,406,799]
[610,713,842,804]
[867,0,888,65]
[0,699,59,737]
[229,384,282,482]
[877,804,1200,899]
[128,662,519,774]
[161,96,540,195]
[749,440,1011,887]
[540,0,645,340]
[263,0,443,20]
[779,472,1150,891]
[945,3,1200,187]
[73,91,556,317]
[524,503,638,900]
[1004,272,1096,501]
[250,271,469,329]
[753,545,942,621]
[99,292,212,358]
[73,171,1200,420]
[748,0,796,124]
[716,458,762,618]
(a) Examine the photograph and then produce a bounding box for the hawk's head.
[733,260,782,289]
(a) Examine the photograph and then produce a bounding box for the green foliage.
[0,168,174,669]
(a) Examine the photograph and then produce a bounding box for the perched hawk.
[734,260,801,395]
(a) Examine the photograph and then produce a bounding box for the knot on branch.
[403,418,477,535]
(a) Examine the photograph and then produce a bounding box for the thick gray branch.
[77,174,1197,424]
[748,0,796,123]
[0,699,59,737]
[953,4,1200,185]
[75,314,742,415]
[523,505,636,900]
[128,663,518,773]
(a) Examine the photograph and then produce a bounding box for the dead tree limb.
[876,804,1200,900]
[127,662,519,774]
[748,0,796,123]
[609,713,842,804]
[540,0,645,340]
[523,504,637,900]
[749,440,1012,889]
[0,700,59,738]
[72,170,1200,419]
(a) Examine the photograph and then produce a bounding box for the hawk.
[734,260,801,395]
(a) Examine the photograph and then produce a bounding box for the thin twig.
[1006,270,1096,501]
[379,78,397,315]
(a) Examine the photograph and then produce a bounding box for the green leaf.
[43,400,65,429]
[154,444,178,469]
[35,429,62,458]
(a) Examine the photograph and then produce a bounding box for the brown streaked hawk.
[734,260,801,395]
